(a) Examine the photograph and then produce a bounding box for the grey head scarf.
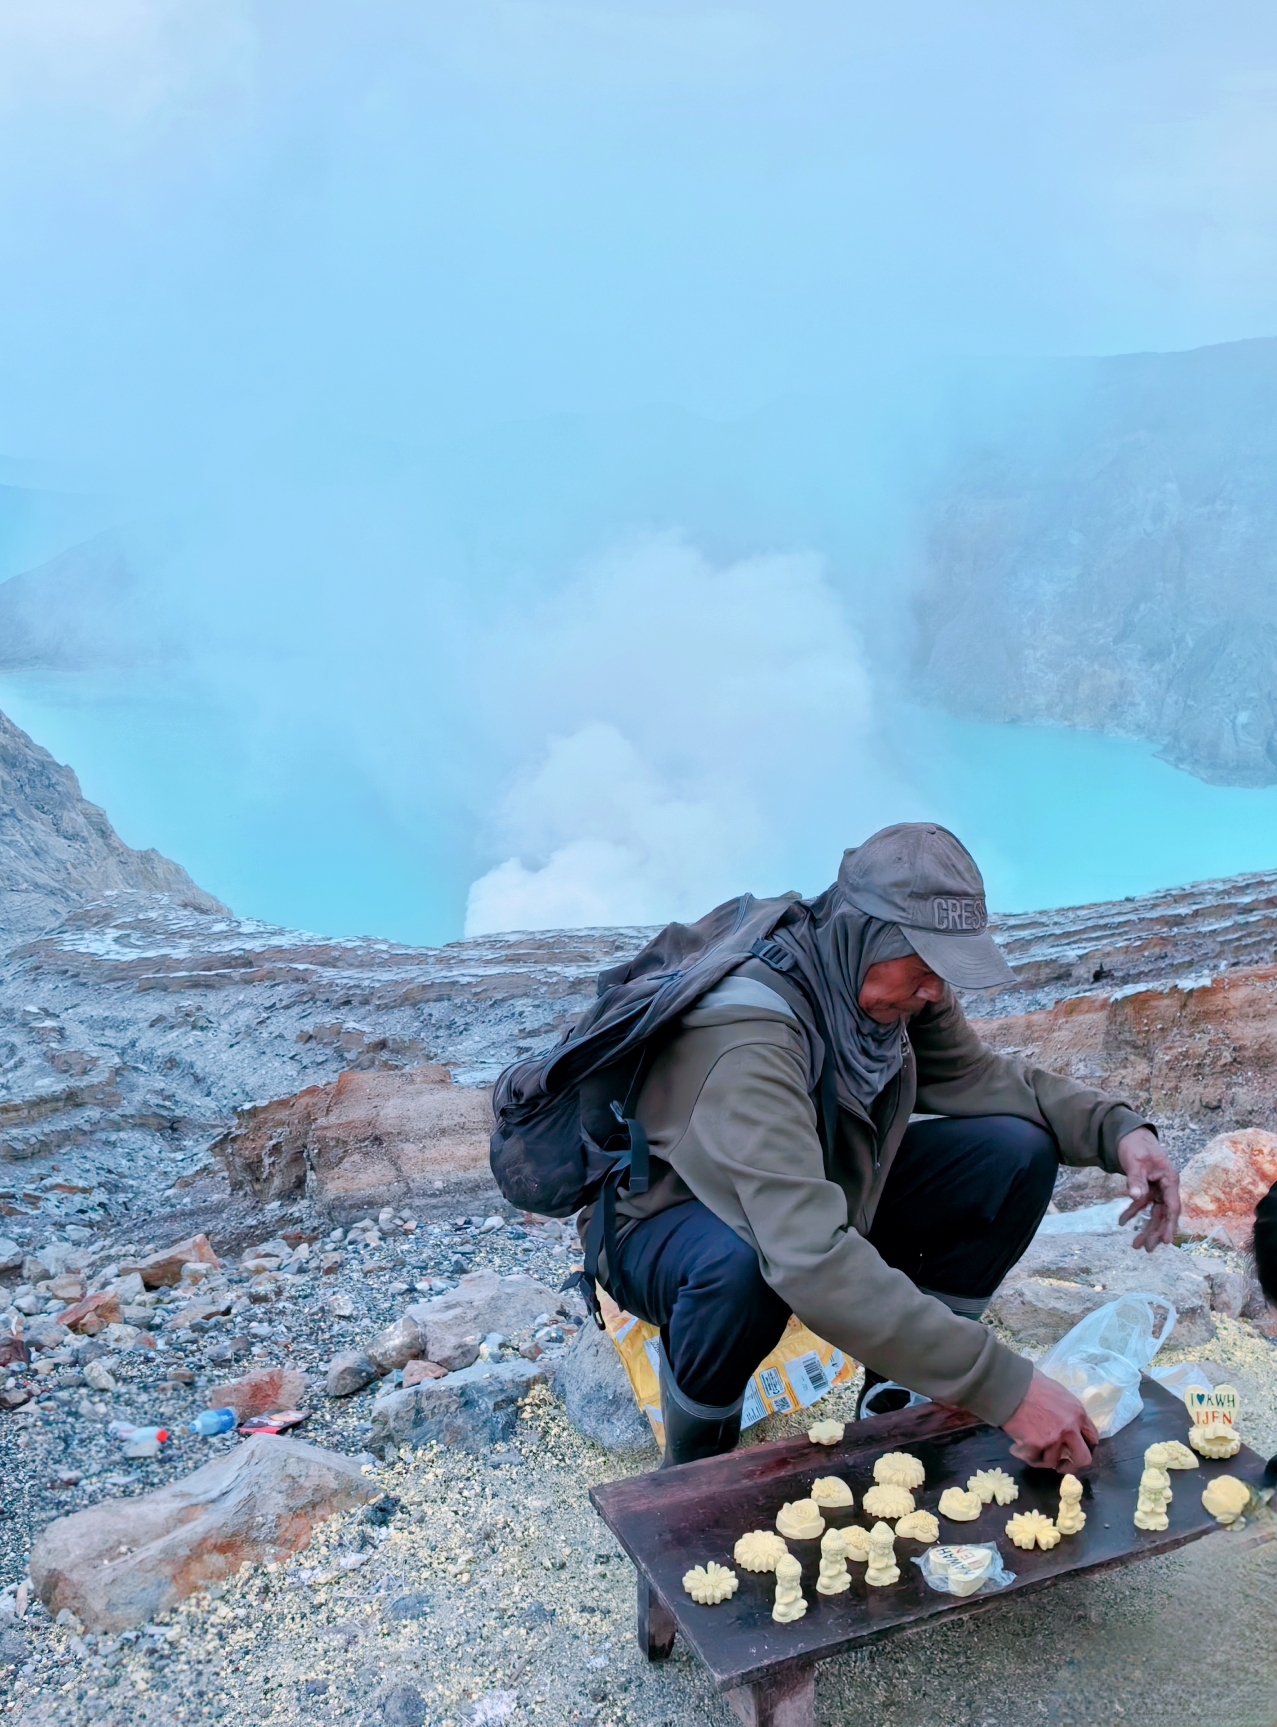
[770,855,916,1112]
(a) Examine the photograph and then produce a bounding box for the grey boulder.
[367,1315,427,1373]
[988,1235,1214,1348]
[369,1358,546,1456]
[403,1270,561,1373]
[551,1321,656,1453]
[325,1349,379,1397]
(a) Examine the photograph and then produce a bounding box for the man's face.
[857,954,945,1023]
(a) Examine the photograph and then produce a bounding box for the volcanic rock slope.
[912,337,1277,785]
[2,787,1277,1247]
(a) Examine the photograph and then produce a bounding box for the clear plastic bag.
[913,1543,1016,1597]
[1036,1292,1176,1438]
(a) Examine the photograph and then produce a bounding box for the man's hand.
[1117,1127,1180,1251]
[1002,1368,1098,1472]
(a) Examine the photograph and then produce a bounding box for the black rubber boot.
[658,1348,743,1468]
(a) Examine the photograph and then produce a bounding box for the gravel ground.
[4,1204,1277,1727]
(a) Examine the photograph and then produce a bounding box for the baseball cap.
[839,823,1015,990]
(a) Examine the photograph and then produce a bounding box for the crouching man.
[586,823,1180,1471]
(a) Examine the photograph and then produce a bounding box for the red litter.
[238,1409,309,1435]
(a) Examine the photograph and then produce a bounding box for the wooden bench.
[591,1378,1268,1726]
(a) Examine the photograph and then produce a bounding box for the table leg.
[636,1575,677,1661]
[725,1667,816,1727]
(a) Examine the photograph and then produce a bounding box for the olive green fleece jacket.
[600,984,1151,1427]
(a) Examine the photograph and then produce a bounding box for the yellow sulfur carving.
[895,1510,940,1544]
[1005,1510,1061,1551]
[733,1531,789,1573]
[807,1419,845,1447]
[682,1561,739,1605]
[873,1452,926,1490]
[967,1468,1018,1506]
[1143,1441,1197,1471]
[1202,1476,1250,1525]
[864,1521,900,1586]
[1055,1474,1086,1535]
[776,1498,825,1540]
[810,1476,855,1508]
[862,1482,915,1519]
[938,1487,982,1522]
[772,1554,807,1622]
[840,1524,872,1562]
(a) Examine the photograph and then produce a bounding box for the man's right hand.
[1001,1367,1098,1472]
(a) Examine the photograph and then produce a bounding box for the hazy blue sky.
[3,2,1277,941]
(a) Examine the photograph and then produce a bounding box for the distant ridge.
[0,706,228,941]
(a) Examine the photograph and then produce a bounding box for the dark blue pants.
[607,1113,1058,1407]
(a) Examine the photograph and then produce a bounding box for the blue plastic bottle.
[189,1407,237,1437]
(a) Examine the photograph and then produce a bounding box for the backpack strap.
[577,1045,658,1328]
[748,938,839,1160]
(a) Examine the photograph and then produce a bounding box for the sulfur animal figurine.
[1134,1466,1172,1531]
[734,1531,789,1573]
[1055,1474,1086,1535]
[862,1482,915,1519]
[816,1526,852,1595]
[776,1498,825,1540]
[682,1561,739,1605]
[772,1554,807,1623]
[864,1520,900,1587]
[873,1452,925,1490]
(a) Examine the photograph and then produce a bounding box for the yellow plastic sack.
[596,1286,856,1450]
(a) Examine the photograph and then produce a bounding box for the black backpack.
[489,891,837,1322]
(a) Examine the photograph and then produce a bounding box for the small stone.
[0,1238,23,1274]
[401,1360,446,1387]
[84,1360,118,1393]
[384,1590,430,1621]
[319,1253,344,1276]
[119,1235,220,1289]
[55,1291,122,1336]
[366,1315,427,1373]
[326,1350,379,1397]
[381,1685,426,1727]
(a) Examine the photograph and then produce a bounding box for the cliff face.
[0,707,226,940]
[912,338,1277,785]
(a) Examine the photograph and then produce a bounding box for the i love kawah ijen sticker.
[1183,1384,1239,1428]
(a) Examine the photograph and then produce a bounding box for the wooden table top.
[591,1377,1267,1692]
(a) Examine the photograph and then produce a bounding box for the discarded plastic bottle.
[189,1407,237,1437]
[109,1423,169,1458]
